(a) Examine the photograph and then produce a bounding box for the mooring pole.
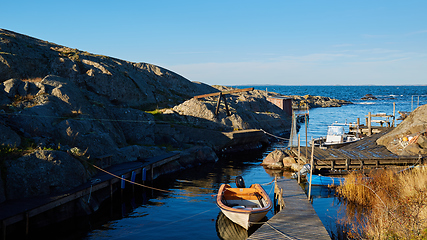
[305,114,308,159]
[298,134,301,163]
[393,102,396,127]
[308,143,315,201]
[367,112,372,136]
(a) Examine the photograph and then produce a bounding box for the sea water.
[78,86,427,240]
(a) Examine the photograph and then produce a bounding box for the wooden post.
[365,117,368,134]
[346,159,350,171]
[142,168,146,185]
[360,160,364,169]
[131,171,136,194]
[393,102,396,127]
[298,134,301,163]
[367,112,372,136]
[280,188,283,211]
[221,95,231,116]
[305,114,308,159]
[273,177,277,212]
[308,143,315,201]
[356,118,360,138]
[121,175,125,198]
[331,160,335,170]
[215,92,222,116]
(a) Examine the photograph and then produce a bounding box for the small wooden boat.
[306,173,345,186]
[216,177,272,230]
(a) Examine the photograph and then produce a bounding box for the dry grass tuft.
[337,166,427,239]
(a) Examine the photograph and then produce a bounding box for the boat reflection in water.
[215,212,265,240]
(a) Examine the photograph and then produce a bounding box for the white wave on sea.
[356,102,376,105]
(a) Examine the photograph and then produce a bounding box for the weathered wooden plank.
[248,178,330,239]
[193,87,254,99]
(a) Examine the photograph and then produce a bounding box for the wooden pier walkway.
[0,152,180,239]
[248,178,330,239]
[289,130,422,171]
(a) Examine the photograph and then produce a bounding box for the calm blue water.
[81,86,427,240]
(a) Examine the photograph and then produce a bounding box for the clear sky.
[2,1,427,86]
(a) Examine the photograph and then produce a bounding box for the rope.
[264,222,297,240]
[260,179,275,186]
[91,164,173,193]
[261,129,290,141]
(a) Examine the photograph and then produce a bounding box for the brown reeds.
[337,166,427,239]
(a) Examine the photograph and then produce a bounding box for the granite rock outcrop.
[377,104,427,156]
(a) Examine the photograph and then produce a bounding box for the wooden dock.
[248,178,330,239]
[0,152,180,239]
[289,130,422,171]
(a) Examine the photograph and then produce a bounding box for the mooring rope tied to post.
[260,129,290,141]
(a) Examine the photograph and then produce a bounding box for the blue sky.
[2,1,426,85]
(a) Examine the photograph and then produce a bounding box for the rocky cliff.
[0,29,217,109]
[0,29,296,202]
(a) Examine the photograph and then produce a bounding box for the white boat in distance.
[216,177,272,230]
[311,124,361,149]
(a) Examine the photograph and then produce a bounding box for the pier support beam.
[345,159,350,171]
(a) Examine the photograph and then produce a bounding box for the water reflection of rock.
[164,151,267,195]
[216,212,265,240]
[262,167,295,179]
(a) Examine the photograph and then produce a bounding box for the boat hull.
[216,184,272,230]
[306,173,345,186]
[311,137,360,149]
